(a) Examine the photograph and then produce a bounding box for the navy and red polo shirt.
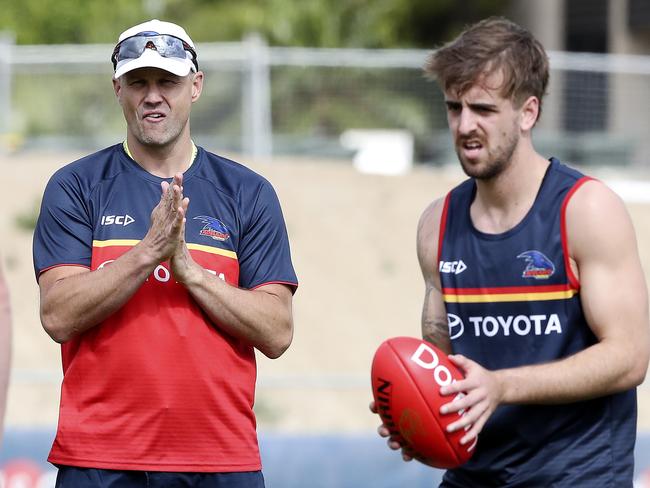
[33,143,298,472]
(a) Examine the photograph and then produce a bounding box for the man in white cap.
[33,19,298,488]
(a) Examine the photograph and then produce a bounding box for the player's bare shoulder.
[417,197,447,277]
[564,178,638,264]
[565,178,626,216]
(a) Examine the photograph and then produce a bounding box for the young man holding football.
[374,17,649,486]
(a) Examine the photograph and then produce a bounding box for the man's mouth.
[143,112,165,121]
[460,140,484,158]
[462,140,482,150]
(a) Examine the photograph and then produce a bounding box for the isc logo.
[439,260,467,275]
[101,214,135,226]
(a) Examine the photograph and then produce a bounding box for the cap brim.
[113,50,194,79]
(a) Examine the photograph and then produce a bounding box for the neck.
[471,142,550,233]
[126,132,194,178]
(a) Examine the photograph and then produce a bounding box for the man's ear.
[191,71,204,103]
[519,95,540,131]
[112,78,122,103]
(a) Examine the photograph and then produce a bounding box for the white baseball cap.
[112,19,198,79]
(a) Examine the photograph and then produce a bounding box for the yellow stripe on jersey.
[444,289,578,303]
[93,239,140,247]
[92,240,238,260]
[187,243,237,259]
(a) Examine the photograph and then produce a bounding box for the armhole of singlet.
[436,192,452,267]
[560,176,595,291]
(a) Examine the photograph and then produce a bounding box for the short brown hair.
[424,17,549,111]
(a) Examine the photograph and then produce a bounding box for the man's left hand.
[438,354,504,446]
[169,202,203,286]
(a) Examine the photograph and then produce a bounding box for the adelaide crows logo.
[517,250,555,279]
[193,215,230,242]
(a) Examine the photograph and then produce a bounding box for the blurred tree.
[0,0,147,44]
[0,0,509,47]
[172,0,510,48]
[0,0,509,162]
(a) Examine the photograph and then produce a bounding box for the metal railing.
[1,36,649,166]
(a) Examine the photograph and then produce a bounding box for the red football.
[371,336,475,468]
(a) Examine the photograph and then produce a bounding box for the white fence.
[1,35,649,166]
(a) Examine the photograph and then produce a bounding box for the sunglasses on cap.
[111,31,199,71]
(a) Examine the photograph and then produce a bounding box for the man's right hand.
[142,173,189,262]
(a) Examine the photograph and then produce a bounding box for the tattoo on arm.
[421,286,451,353]
[422,317,450,348]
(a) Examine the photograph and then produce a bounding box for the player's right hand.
[143,173,189,262]
[369,401,413,462]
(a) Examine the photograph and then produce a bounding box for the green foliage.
[0,0,510,47]
[13,72,124,139]
[1,0,508,162]
[0,0,147,44]
[173,0,510,48]
[270,66,447,159]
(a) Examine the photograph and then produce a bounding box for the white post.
[242,33,272,163]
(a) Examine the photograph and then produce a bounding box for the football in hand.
[371,336,475,468]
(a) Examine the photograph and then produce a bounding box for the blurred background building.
[512,0,650,169]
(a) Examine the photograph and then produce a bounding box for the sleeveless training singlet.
[438,158,636,487]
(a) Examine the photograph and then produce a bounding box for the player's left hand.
[169,199,201,285]
[143,173,189,262]
[438,354,503,446]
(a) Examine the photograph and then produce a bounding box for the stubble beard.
[457,129,520,181]
[134,117,186,148]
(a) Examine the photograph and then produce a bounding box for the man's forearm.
[180,264,293,359]
[421,284,452,354]
[40,242,160,342]
[496,338,646,405]
[422,317,452,354]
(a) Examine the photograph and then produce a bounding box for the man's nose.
[457,108,477,135]
[143,83,163,105]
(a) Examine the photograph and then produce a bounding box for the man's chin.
[137,134,173,147]
[459,159,504,180]
[459,157,483,177]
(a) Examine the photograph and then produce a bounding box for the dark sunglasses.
[111,32,198,71]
